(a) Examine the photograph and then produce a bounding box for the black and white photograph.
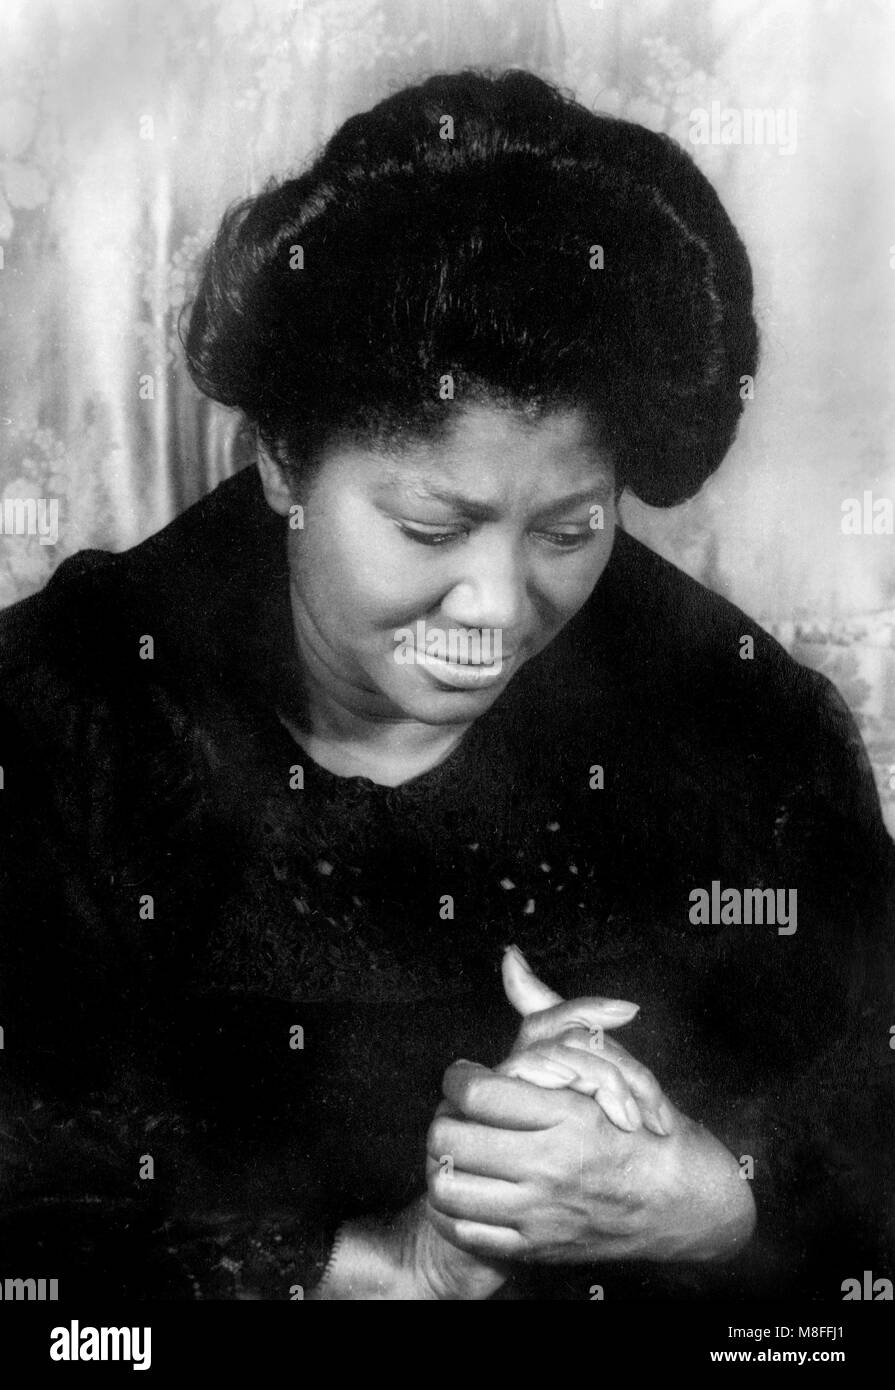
[0,0,893,1359]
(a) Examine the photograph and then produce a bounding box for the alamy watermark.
[689,881,797,935]
[0,1276,59,1300]
[689,102,798,156]
[840,491,893,534]
[50,1321,151,1370]
[0,496,59,545]
[394,621,503,670]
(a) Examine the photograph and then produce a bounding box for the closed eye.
[396,522,467,546]
[396,522,596,551]
[535,529,594,551]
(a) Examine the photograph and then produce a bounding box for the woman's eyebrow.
[381,473,499,518]
[534,482,614,518]
[385,474,613,519]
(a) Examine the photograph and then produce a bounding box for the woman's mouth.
[413,649,512,690]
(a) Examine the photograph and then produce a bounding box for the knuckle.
[595,1065,627,1099]
[460,1073,486,1109]
[427,1117,450,1155]
[517,1015,541,1046]
[444,1061,488,1109]
[428,1167,452,1205]
[634,1063,659,1093]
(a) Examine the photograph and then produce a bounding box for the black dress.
[0,465,892,1300]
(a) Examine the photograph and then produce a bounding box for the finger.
[495,1051,582,1090]
[426,1201,526,1260]
[428,1164,526,1225]
[496,1048,642,1132]
[509,1041,644,1133]
[442,1061,571,1130]
[501,944,564,1015]
[502,945,640,1035]
[516,995,640,1050]
[429,1114,551,1181]
[556,1031,674,1136]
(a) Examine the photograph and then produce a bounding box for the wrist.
[309,1200,506,1300]
[309,1214,419,1300]
[408,1199,507,1300]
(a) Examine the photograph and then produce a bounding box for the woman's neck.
[279,707,469,786]
[284,586,473,785]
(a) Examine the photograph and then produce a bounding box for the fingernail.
[602,1000,640,1015]
[602,1094,637,1131]
[455,1058,483,1067]
[624,1097,643,1130]
[539,1057,579,1081]
[656,1100,674,1135]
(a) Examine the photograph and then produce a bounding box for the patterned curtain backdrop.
[1,0,893,832]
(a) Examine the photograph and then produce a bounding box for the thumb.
[501,944,641,1047]
[501,944,564,1016]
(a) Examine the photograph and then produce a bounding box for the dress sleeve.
[551,670,895,1303]
[704,672,895,1297]
[0,657,339,1300]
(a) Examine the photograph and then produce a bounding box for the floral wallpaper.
[0,0,893,833]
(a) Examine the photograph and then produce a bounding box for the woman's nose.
[438,540,527,634]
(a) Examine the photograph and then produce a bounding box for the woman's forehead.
[332,403,615,496]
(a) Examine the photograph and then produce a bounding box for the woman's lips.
[413,649,513,690]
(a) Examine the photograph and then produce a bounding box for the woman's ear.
[256,436,295,517]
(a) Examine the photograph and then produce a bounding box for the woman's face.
[260,402,617,726]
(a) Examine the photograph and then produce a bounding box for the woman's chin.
[381,666,515,724]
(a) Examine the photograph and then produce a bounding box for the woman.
[0,70,892,1301]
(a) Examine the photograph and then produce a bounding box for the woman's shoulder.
[592,527,848,727]
[0,468,277,717]
[0,545,133,762]
[554,529,888,841]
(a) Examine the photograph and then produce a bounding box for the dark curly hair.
[183,69,759,507]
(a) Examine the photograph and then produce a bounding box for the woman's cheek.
[545,539,616,622]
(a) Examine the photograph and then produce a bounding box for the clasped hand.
[425,946,755,1270]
